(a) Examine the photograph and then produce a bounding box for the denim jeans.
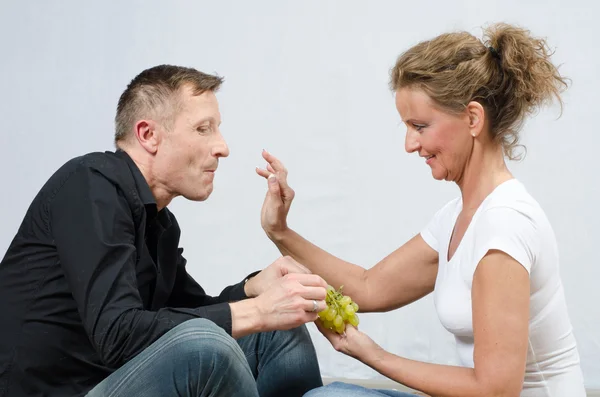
[87,318,322,397]
[304,381,419,397]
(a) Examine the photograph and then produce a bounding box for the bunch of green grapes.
[317,285,359,334]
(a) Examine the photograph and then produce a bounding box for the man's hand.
[254,273,328,331]
[244,256,312,297]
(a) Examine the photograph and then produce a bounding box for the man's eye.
[198,126,212,134]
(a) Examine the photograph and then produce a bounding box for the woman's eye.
[414,124,426,132]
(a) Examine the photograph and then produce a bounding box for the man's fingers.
[302,312,320,324]
[285,263,311,275]
[286,273,328,288]
[293,262,311,274]
[281,257,311,274]
[299,286,327,301]
[303,298,327,313]
[293,264,311,274]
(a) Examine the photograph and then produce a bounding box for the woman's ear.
[466,101,485,138]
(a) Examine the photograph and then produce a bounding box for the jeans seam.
[243,350,265,359]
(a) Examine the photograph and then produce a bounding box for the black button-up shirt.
[0,150,255,397]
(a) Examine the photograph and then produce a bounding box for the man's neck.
[120,146,174,211]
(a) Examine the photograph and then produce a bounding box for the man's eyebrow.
[191,116,215,126]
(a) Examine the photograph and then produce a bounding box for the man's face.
[153,86,229,202]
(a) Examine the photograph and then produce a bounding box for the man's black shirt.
[0,150,254,396]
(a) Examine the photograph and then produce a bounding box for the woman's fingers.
[256,167,270,179]
[262,150,288,174]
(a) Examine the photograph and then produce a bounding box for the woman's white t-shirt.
[420,179,585,396]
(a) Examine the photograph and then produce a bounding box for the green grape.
[344,304,356,316]
[333,314,343,328]
[339,296,352,307]
[341,310,349,321]
[318,284,361,332]
[318,309,328,319]
[325,307,337,321]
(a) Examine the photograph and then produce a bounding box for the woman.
[256,23,586,396]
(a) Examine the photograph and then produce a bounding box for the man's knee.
[87,319,252,397]
[275,323,313,345]
[264,324,319,363]
[167,318,246,364]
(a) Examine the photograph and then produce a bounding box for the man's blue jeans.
[87,318,323,397]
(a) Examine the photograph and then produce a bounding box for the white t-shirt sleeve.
[420,199,458,252]
[420,219,439,252]
[472,206,539,274]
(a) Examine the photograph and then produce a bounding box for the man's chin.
[185,194,210,202]
[184,186,213,202]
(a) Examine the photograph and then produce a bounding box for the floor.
[322,377,600,396]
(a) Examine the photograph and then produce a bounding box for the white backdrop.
[1,0,599,389]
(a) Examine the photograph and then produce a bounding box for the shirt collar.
[113,149,165,225]
[115,149,156,207]
[114,149,173,229]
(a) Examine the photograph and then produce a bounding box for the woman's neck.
[456,144,513,211]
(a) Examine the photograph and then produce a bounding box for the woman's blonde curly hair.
[390,23,569,160]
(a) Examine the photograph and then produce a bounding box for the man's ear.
[133,119,160,154]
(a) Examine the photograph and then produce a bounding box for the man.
[0,65,328,397]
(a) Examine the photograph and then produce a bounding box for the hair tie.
[488,46,501,61]
[488,46,504,81]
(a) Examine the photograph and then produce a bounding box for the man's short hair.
[114,65,223,145]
